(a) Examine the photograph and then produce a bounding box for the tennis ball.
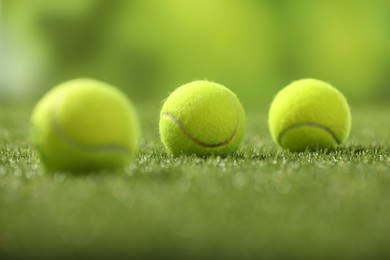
[268,78,351,152]
[30,78,140,171]
[159,80,246,156]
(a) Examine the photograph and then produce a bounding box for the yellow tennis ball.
[159,80,246,156]
[30,78,140,171]
[268,78,351,152]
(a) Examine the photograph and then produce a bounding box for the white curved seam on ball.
[162,89,240,148]
[50,97,130,154]
[277,122,341,145]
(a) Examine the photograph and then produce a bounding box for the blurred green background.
[1,0,390,110]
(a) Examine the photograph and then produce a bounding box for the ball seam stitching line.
[161,90,240,148]
[162,113,238,148]
[50,97,130,154]
[277,122,341,145]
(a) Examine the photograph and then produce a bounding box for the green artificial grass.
[1,105,390,259]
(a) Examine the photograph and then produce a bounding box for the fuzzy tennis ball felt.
[30,78,140,171]
[159,80,246,156]
[268,78,351,152]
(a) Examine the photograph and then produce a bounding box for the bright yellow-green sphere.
[268,78,351,152]
[30,78,140,171]
[159,80,246,156]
